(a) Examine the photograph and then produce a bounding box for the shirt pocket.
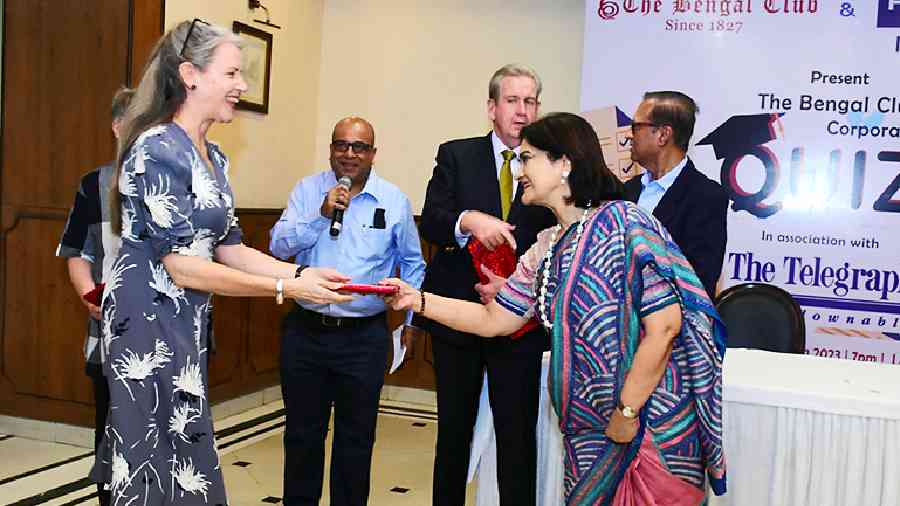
[357,225,393,262]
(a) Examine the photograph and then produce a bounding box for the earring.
[561,171,570,185]
[190,84,197,90]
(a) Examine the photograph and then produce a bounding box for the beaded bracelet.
[418,291,426,315]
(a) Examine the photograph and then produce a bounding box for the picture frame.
[232,21,272,114]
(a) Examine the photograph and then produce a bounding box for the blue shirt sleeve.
[454,211,471,248]
[393,196,427,325]
[269,176,331,260]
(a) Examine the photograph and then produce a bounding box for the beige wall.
[165,0,324,208]
[314,0,585,212]
[165,1,585,211]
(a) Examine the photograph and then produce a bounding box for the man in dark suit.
[624,91,728,299]
[417,64,556,506]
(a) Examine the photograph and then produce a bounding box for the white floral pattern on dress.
[192,302,209,357]
[148,261,188,315]
[120,206,138,242]
[100,254,137,362]
[172,357,205,401]
[190,151,220,210]
[119,155,139,196]
[110,448,130,492]
[144,173,184,229]
[169,403,202,443]
[112,339,173,401]
[171,456,211,501]
[175,228,216,261]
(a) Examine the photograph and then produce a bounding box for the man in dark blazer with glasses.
[624,91,728,300]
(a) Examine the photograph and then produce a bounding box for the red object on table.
[466,239,538,339]
[82,283,105,306]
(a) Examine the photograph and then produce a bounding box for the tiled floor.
[0,400,478,505]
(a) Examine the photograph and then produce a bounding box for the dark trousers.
[280,308,389,506]
[431,329,546,506]
[86,363,111,506]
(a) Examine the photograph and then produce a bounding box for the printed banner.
[581,0,900,363]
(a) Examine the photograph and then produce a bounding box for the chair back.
[715,283,806,354]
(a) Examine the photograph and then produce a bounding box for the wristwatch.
[618,402,638,419]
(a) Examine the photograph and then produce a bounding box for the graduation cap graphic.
[616,107,632,128]
[697,113,784,159]
[697,113,785,219]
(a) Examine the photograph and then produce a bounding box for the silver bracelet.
[275,278,284,305]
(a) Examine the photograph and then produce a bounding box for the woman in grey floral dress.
[90,20,353,506]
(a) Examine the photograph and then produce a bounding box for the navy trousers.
[431,330,546,506]
[280,307,389,506]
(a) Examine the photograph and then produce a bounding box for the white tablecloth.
[470,348,900,506]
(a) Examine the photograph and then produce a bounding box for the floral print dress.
[91,123,242,505]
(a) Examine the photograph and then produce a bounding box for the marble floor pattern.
[0,399,479,505]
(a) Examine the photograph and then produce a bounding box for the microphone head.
[338,176,352,189]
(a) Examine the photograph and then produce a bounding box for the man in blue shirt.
[270,116,426,506]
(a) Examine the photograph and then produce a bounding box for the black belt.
[296,307,384,331]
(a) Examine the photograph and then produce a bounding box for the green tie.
[500,149,515,220]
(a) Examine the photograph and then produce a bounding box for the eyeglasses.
[630,121,660,134]
[181,18,211,58]
[331,140,374,154]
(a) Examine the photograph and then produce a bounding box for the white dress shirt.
[453,132,522,247]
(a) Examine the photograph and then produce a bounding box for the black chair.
[715,283,806,354]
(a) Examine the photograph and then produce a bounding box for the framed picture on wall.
[232,21,272,114]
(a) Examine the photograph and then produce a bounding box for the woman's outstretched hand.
[379,278,420,312]
[285,267,354,305]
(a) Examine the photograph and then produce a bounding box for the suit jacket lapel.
[653,159,694,222]
[623,175,643,203]
[507,181,525,223]
[474,133,502,219]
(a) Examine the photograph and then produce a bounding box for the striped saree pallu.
[547,202,727,506]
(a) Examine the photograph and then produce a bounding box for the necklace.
[538,207,591,330]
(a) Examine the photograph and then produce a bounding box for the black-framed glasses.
[180,18,211,58]
[630,121,660,134]
[331,140,373,154]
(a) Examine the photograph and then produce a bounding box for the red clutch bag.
[82,283,105,306]
[466,239,538,339]
[336,283,399,295]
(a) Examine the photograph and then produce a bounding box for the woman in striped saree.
[384,112,726,505]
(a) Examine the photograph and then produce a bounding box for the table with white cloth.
[468,348,900,506]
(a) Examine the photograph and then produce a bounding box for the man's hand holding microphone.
[322,176,353,236]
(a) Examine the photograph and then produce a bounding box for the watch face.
[622,406,637,418]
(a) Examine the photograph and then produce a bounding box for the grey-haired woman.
[90,20,352,505]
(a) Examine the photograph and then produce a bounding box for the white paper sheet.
[389,326,407,374]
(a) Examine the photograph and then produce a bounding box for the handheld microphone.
[330,176,353,237]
